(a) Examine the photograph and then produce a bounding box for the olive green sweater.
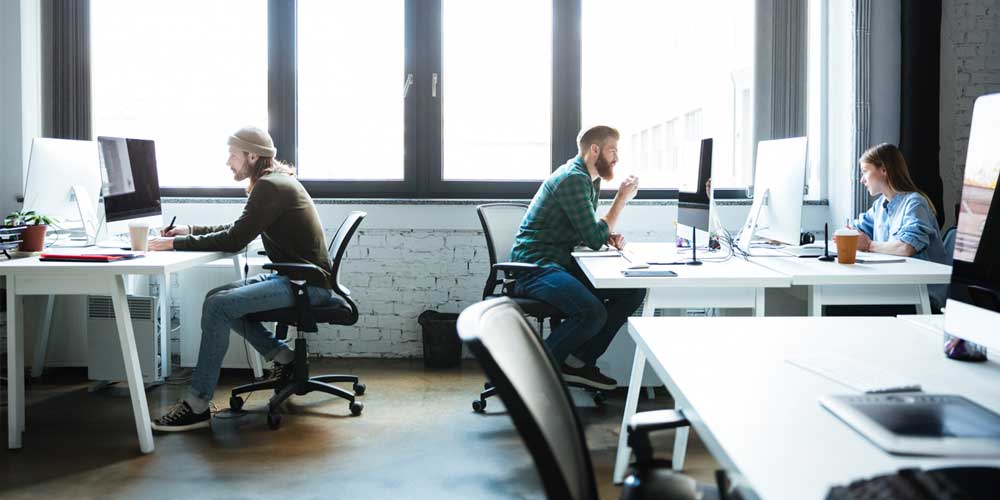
[173,173,333,288]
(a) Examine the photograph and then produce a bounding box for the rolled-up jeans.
[512,264,646,366]
[189,272,338,402]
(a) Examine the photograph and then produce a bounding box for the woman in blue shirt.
[853,143,947,307]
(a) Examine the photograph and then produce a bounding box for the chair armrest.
[627,409,688,464]
[494,262,539,277]
[263,262,327,284]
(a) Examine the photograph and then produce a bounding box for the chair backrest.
[942,225,957,265]
[458,297,597,500]
[477,203,529,267]
[327,211,366,322]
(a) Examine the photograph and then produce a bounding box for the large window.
[441,0,552,181]
[297,0,405,181]
[581,0,754,190]
[91,0,268,189]
[87,1,770,198]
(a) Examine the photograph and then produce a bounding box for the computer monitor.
[677,138,713,264]
[944,93,1000,352]
[737,136,809,253]
[98,137,164,236]
[22,138,103,239]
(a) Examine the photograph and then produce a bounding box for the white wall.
[940,0,1000,229]
[0,0,41,219]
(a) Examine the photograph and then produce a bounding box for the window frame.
[102,0,771,201]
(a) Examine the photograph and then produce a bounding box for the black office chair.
[229,211,367,430]
[474,203,575,412]
[458,297,749,500]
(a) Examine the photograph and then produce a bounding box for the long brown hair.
[860,143,937,215]
[246,155,295,192]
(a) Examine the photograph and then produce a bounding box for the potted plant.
[4,210,57,252]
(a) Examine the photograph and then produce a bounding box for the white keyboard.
[786,355,922,393]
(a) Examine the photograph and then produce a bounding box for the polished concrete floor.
[2,359,718,499]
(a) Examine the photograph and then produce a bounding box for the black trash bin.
[418,310,462,368]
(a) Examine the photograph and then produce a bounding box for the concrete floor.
[1,359,719,499]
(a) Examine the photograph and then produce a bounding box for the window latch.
[432,73,438,98]
[403,73,414,98]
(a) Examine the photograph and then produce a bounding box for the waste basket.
[418,310,462,368]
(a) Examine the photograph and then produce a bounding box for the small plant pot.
[18,225,47,252]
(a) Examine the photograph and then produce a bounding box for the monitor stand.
[737,188,769,254]
[687,229,703,265]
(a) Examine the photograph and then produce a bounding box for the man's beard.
[595,153,614,181]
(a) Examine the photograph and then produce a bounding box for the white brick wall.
[941,0,1000,228]
[304,228,491,358]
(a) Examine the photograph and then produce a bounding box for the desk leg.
[8,275,24,448]
[917,284,931,315]
[613,345,646,484]
[160,273,171,379]
[30,295,54,379]
[109,275,154,454]
[808,286,823,316]
[754,287,765,317]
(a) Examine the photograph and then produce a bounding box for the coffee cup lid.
[834,227,858,237]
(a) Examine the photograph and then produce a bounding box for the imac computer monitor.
[677,138,713,241]
[944,92,1000,351]
[22,138,103,238]
[98,137,164,236]
[737,136,808,253]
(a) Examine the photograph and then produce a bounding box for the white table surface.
[2,249,233,453]
[578,243,791,289]
[747,255,951,316]
[747,254,951,286]
[627,315,1000,500]
[896,314,946,335]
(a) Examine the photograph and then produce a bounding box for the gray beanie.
[228,126,276,158]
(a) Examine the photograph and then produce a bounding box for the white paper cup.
[128,222,150,252]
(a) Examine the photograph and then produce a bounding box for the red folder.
[39,253,144,263]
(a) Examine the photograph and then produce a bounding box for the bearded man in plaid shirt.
[510,125,645,390]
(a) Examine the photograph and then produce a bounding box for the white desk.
[897,313,945,335]
[577,243,791,313]
[575,243,794,482]
[748,255,951,315]
[624,316,1000,499]
[2,250,233,453]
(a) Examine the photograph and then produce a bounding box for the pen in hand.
[163,216,177,235]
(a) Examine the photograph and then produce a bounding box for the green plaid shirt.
[511,156,609,269]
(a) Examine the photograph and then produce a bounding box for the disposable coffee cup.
[834,228,859,264]
[128,222,150,252]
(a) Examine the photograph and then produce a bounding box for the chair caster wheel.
[484,382,493,390]
[229,395,244,411]
[472,399,486,413]
[593,391,606,405]
[350,402,363,416]
[353,382,366,395]
[267,412,282,430]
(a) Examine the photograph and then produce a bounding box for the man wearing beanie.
[147,126,338,432]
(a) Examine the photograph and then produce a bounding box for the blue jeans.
[189,273,338,402]
[512,264,646,366]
